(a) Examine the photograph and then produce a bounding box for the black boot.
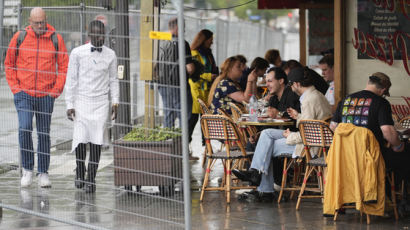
[75,144,86,189]
[84,144,101,193]
[84,165,96,193]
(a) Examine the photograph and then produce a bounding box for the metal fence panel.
[0,1,298,229]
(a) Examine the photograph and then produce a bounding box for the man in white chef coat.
[65,20,119,193]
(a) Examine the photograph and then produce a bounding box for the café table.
[237,116,294,127]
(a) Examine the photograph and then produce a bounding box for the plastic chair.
[296,120,334,210]
[200,114,254,203]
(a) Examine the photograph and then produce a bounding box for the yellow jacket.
[189,49,214,114]
[323,123,385,216]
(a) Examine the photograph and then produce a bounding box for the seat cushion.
[308,157,326,166]
[208,151,253,159]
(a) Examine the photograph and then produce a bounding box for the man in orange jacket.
[4,7,68,188]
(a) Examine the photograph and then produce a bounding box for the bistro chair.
[229,102,258,139]
[296,120,334,210]
[228,102,257,141]
[276,152,302,204]
[200,114,254,203]
[399,116,410,129]
[198,98,211,115]
[391,104,410,121]
[228,102,243,122]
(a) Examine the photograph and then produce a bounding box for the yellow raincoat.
[323,123,385,216]
[189,49,214,114]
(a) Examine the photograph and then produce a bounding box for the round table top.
[238,117,294,127]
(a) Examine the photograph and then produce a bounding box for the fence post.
[80,1,85,44]
[0,0,4,71]
[114,0,131,139]
[17,3,21,30]
[172,0,191,229]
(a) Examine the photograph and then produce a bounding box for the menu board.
[356,0,410,60]
[308,8,334,55]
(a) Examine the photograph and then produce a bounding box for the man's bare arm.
[381,125,404,152]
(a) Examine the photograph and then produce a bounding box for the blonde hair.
[207,56,239,105]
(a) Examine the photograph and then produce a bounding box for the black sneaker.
[232,169,261,186]
[258,192,276,203]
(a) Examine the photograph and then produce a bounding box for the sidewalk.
[0,126,409,230]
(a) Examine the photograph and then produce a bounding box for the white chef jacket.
[65,43,119,151]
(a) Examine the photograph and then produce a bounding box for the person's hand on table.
[287,107,298,120]
[283,128,291,138]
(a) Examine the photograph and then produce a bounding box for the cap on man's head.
[287,67,305,85]
[369,72,391,96]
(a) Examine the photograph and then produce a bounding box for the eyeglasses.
[31,20,46,26]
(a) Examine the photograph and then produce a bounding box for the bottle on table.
[248,94,258,122]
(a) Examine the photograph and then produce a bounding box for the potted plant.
[113,126,182,196]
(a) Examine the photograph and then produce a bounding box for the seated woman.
[208,56,264,115]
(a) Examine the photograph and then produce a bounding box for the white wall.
[346,0,409,102]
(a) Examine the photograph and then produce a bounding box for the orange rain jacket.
[4,24,68,98]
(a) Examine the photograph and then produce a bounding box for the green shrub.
[123,127,181,142]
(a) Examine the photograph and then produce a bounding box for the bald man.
[4,7,68,188]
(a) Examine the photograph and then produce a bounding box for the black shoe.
[238,190,259,201]
[74,167,85,189]
[75,178,85,189]
[84,182,96,193]
[258,192,276,203]
[238,190,275,203]
[232,169,261,186]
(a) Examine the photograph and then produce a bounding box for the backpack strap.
[15,30,59,60]
[15,30,27,58]
[50,32,59,60]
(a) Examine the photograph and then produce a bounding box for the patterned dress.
[210,78,242,114]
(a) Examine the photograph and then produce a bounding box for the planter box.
[113,137,182,189]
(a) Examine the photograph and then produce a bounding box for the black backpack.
[15,29,59,60]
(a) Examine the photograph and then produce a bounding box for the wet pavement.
[0,77,409,229]
[0,127,409,230]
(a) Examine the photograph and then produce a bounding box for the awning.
[258,0,302,9]
[258,0,332,9]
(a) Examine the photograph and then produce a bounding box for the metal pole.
[0,0,5,71]
[17,3,22,177]
[172,0,191,229]
[114,0,131,138]
[17,3,22,30]
[80,1,85,44]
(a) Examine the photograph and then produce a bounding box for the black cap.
[287,67,305,85]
